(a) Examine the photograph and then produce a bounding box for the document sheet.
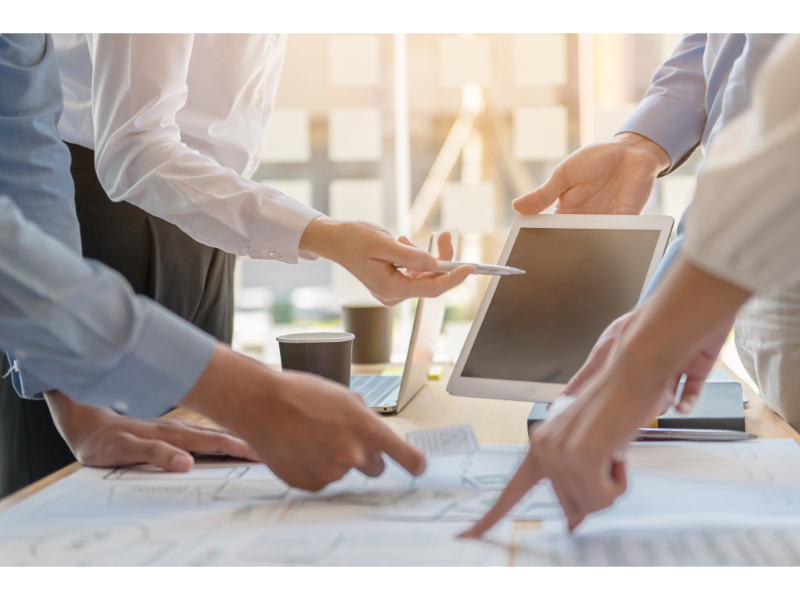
[406,425,478,456]
[4,439,800,565]
[0,447,524,566]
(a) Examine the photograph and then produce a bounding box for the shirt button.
[251,93,262,108]
[113,400,129,413]
[268,251,282,259]
[246,159,255,171]
[270,34,279,41]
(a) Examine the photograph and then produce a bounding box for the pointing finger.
[371,420,426,477]
[459,450,544,538]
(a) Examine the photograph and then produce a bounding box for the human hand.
[180,345,427,491]
[45,391,259,471]
[563,308,731,415]
[462,260,747,536]
[512,133,670,216]
[299,217,473,306]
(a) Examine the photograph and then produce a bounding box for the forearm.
[619,257,751,384]
[177,345,277,436]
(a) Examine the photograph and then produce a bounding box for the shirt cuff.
[11,364,49,400]
[249,190,323,263]
[60,303,216,419]
[617,93,706,175]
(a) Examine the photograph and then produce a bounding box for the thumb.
[675,376,705,414]
[512,167,567,215]
[377,237,437,272]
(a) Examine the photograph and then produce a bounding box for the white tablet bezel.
[447,214,674,403]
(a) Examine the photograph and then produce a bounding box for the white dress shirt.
[52,34,321,262]
[684,34,800,296]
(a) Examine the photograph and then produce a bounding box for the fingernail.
[170,454,193,471]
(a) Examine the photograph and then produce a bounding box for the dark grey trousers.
[0,142,235,498]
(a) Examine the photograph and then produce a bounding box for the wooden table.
[2,360,798,516]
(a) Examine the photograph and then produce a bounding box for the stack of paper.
[4,426,800,566]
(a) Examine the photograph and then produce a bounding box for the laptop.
[350,234,447,414]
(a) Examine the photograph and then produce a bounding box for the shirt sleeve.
[87,34,321,263]
[683,35,800,296]
[0,194,216,418]
[617,34,709,174]
[0,34,86,398]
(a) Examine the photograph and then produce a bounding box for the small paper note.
[406,425,478,457]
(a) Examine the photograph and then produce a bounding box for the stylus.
[636,428,756,442]
[433,261,526,276]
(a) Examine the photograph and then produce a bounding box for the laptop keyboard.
[350,375,402,407]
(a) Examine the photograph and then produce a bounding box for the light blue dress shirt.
[617,34,785,299]
[0,34,216,418]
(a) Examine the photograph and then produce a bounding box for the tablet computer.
[447,214,673,402]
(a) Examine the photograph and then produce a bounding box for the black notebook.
[527,381,746,433]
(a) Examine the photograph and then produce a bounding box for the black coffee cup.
[341,304,393,364]
[276,332,354,387]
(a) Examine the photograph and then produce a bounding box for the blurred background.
[235,33,700,365]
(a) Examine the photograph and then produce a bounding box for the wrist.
[44,391,119,451]
[177,344,278,434]
[614,132,671,175]
[298,216,343,262]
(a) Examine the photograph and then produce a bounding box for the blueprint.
[516,524,800,566]
[0,447,525,566]
[4,439,800,565]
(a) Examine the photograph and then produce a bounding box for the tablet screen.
[461,227,661,384]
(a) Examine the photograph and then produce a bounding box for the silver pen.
[434,260,526,276]
[636,428,757,442]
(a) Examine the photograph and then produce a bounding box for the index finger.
[436,232,454,261]
[370,419,427,477]
[459,449,544,538]
[376,237,437,272]
[386,266,473,300]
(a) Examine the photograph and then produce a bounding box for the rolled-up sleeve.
[617,34,709,173]
[683,35,800,296]
[0,195,215,418]
[88,34,321,263]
